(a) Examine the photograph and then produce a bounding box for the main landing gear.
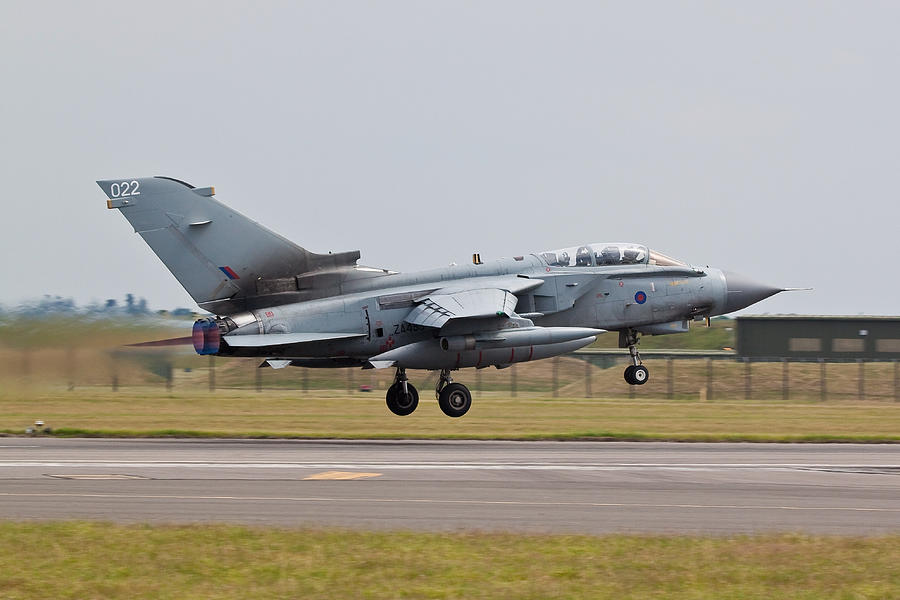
[385,368,418,416]
[384,368,472,417]
[435,369,472,418]
[621,330,649,386]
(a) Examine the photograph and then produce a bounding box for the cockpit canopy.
[537,243,686,268]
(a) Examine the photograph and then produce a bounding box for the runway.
[0,438,898,534]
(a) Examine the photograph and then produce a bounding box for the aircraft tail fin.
[97,176,359,314]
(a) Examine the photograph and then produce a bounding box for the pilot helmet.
[622,247,646,263]
[599,246,619,264]
[575,246,592,266]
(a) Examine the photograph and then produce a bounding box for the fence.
[2,345,899,402]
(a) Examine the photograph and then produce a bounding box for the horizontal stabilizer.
[223,331,366,348]
[125,336,193,347]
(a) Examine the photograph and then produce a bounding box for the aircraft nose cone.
[722,271,783,314]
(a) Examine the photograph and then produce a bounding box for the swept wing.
[404,277,543,328]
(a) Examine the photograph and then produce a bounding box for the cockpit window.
[538,243,653,267]
[540,245,596,267]
[595,244,647,265]
[540,248,576,267]
[537,244,688,268]
[575,246,593,266]
[648,250,687,267]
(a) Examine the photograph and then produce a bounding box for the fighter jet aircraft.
[98,176,787,417]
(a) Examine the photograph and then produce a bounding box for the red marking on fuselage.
[509,348,515,362]
[455,353,461,369]
[528,346,534,361]
[476,351,483,367]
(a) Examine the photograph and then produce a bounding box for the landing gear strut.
[386,367,418,415]
[435,368,472,418]
[621,330,649,386]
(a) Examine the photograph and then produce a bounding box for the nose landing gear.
[621,330,649,386]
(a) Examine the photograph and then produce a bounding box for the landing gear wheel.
[632,365,649,385]
[622,328,648,386]
[386,382,419,416]
[438,383,472,418]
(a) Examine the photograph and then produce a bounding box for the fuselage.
[214,253,729,369]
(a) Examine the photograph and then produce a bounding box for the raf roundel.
[634,291,647,304]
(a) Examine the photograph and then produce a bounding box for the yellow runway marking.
[303,471,382,480]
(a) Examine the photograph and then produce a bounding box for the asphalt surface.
[0,438,898,534]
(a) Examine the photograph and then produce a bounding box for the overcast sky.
[1,1,897,315]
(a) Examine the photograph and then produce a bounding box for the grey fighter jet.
[98,176,787,417]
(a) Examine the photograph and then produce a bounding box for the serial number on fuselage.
[393,323,426,335]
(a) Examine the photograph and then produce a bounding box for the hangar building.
[736,315,900,361]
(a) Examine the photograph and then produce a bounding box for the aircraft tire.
[386,382,419,416]
[438,383,472,418]
[632,365,649,385]
[623,365,636,385]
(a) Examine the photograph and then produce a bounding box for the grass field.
[2,315,900,440]
[0,522,897,599]
[2,387,900,441]
[2,320,898,599]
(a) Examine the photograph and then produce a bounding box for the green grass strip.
[5,427,900,443]
[0,522,898,599]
